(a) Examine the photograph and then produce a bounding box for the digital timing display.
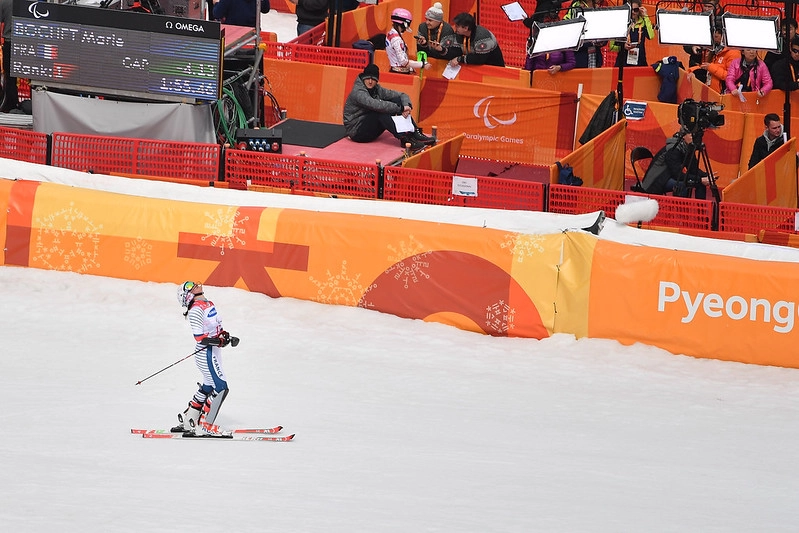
[11,1,222,102]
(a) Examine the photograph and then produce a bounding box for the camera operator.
[641,129,709,199]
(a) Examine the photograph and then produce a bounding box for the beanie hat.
[425,2,444,22]
[361,64,380,81]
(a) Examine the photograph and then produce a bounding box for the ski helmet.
[177,281,199,308]
[391,8,413,32]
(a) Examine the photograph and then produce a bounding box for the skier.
[173,281,238,435]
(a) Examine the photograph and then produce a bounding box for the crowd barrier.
[3,176,799,368]
[2,125,797,241]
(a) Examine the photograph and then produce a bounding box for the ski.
[142,432,295,442]
[131,425,283,435]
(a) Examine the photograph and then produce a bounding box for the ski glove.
[200,331,231,347]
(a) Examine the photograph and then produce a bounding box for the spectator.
[415,2,457,60]
[705,26,737,93]
[727,49,773,97]
[563,0,608,68]
[526,50,576,74]
[609,0,654,67]
[386,8,431,74]
[684,17,724,85]
[212,0,270,27]
[343,64,435,152]
[748,113,785,169]
[770,35,799,91]
[764,18,797,70]
[564,0,607,68]
[288,0,327,37]
[0,0,19,113]
[442,12,506,67]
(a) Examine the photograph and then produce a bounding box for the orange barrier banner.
[6,177,799,366]
[723,139,798,208]
[402,134,464,172]
[589,239,799,367]
[2,178,599,338]
[418,78,576,165]
[552,119,626,190]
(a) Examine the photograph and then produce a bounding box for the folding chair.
[630,146,654,193]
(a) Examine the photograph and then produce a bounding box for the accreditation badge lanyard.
[626,26,642,65]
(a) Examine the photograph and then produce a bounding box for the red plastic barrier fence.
[548,184,714,230]
[288,22,327,46]
[383,166,546,211]
[719,202,799,234]
[0,126,48,164]
[224,149,380,198]
[263,42,369,68]
[50,133,220,182]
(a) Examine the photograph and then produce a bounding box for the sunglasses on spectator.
[792,48,799,53]
[632,7,640,11]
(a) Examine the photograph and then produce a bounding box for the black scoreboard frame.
[11,0,223,103]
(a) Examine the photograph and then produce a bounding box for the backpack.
[557,162,583,186]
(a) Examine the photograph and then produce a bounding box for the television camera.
[677,99,724,134]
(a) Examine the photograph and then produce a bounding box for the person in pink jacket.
[726,49,773,97]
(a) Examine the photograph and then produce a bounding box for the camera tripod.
[680,128,721,204]
[678,128,720,230]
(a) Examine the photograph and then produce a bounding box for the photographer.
[641,129,709,199]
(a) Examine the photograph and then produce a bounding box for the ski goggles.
[182,281,197,292]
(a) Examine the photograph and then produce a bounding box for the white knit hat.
[425,2,444,22]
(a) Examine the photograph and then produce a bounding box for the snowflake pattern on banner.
[385,235,432,289]
[200,207,248,255]
[486,300,515,334]
[309,260,366,306]
[32,202,102,273]
[124,237,152,271]
[500,233,546,262]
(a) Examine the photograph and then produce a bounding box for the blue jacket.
[213,0,270,27]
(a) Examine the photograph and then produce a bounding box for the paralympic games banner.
[418,78,576,165]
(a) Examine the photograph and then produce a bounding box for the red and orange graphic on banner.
[418,78,576,165]
[723,139,798,208]
[1,178,597,338]
[551,119,626,190]
[588,239,799,368]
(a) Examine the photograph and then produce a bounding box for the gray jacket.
[343,76,411,138]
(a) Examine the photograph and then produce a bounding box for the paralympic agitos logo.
[28,2,50,18]
[473,96,517,129]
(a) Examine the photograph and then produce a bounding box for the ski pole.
[135,347,205,386]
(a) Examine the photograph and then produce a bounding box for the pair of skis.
[131,425,294,442]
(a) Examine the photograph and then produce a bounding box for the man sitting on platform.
[343,64,435,152]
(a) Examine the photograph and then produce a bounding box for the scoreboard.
[11,1,222,103]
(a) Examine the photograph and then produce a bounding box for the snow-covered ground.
[3,158,799,531]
